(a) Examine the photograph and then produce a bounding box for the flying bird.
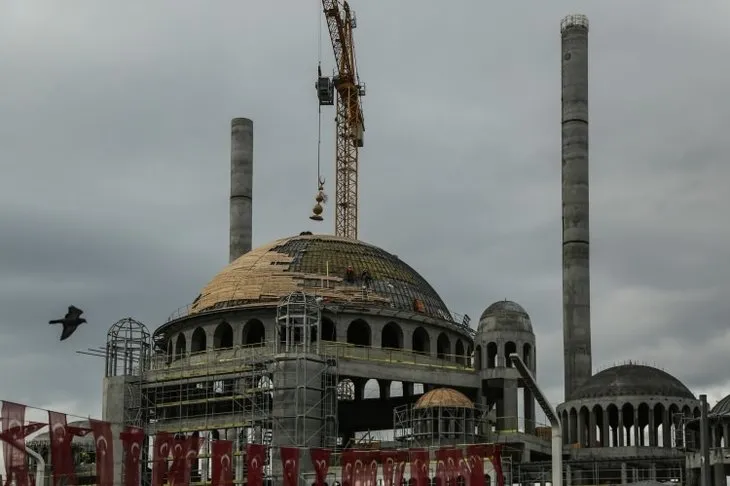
[49,305,87,341]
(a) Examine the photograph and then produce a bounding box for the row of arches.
[166,318,473,364]
[473,341,534,370]
[559,401,701,448]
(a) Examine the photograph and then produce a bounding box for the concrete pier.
[560,14,592,399]
[229,117,253,263]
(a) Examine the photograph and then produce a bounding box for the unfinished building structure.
[96,12,728,486]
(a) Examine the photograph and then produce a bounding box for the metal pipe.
[25,445,45,486]
[510,353,562,486]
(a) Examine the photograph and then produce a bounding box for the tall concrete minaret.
[229,117,253,263]
[560,14,592,400]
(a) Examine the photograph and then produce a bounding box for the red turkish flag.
[340,450,354,486]
[1,402,46,486]
[380,451,398,486]
[485,445,503,486]
[211,440,233,486]
[89,420,114,486]
[119,426,144,486]
[48,411,79,486]
[363,451,379,486]
[280,447,299,486]
[393,451,408,486]
[409,449,430,486]
[151,432,173,486]
[310,448,331,486]
[435,449,462,486]
[246,443,266,486]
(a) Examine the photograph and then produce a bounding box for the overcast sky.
[1,0,729,435]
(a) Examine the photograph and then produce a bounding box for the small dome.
[711,394,730,417]
[478,300,533,333]
[569,364,695,401]
[414,388,473,409]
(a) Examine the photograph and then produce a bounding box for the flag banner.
[185,435,202,485]
[341,450,355,486]
[310,447,331,486]
[380,451,399,486]
[458,453,472,486]
[1,402,46,486]
[89,420,114,486]
[393,451,408,486]
[246,443,266,486]
[169,436,188,486]
[48,411,78,486]
[485,445,503,486]
[363,451,380,486]
[465,445,486,486]
[280,447,300,486]
[409,449,429,486]
[435,448,462,486]
[119,426,144,486]
[211,440,233,486]
[151,432,173,486]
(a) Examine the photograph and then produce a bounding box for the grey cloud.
[1,0,729,427]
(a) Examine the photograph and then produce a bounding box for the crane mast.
[316,0,365,240]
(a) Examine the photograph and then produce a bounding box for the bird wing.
[65,305,83,320]
[60,324,78,341]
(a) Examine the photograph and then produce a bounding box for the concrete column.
[379,380,391,399]
[713,463,727,486]
[497,379,519,432]
[663,408,672,448]
[649,408,656,446]
[402,382,414,397]
[634,408,640,446]
[565,464,572,486]
[602,409,610,447]
[620,462,627,484]
[523,389,536,435]
[229,117,253,263]
[560,13,592,399]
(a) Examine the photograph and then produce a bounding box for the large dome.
[569,364,695,401]
[189,233,453,321]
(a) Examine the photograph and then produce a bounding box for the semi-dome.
[711,394,730,417]
[414,388,474,409]
[188,233,453,322]
[569,363,695,401]
[477,300,533,333]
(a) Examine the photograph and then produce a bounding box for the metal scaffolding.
[393,402,490,448]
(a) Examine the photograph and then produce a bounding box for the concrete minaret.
[560,14,592,400]
[229,118,253,263]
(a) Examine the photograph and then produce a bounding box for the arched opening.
[321,317,336,341]
[592,404,604,446]
[436,332,450,360]
[654,403,666,447]
[363,379,380,399]
[347,319,371,346]
[213,321,233,349]
[579,406,590,447]
[504,341,516,367]
[638,402,650,446]
[486,342,497,368]
[243,319,265,346]
[190,327,206,353]
[381,322,404,349]
[337,379,356,401]
[412,327,430,354]
[522,342,532,368]
[474,345,482,370]
[455,339,465,365]
[175,334,186,360]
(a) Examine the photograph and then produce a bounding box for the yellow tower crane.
[312,0,365,240]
